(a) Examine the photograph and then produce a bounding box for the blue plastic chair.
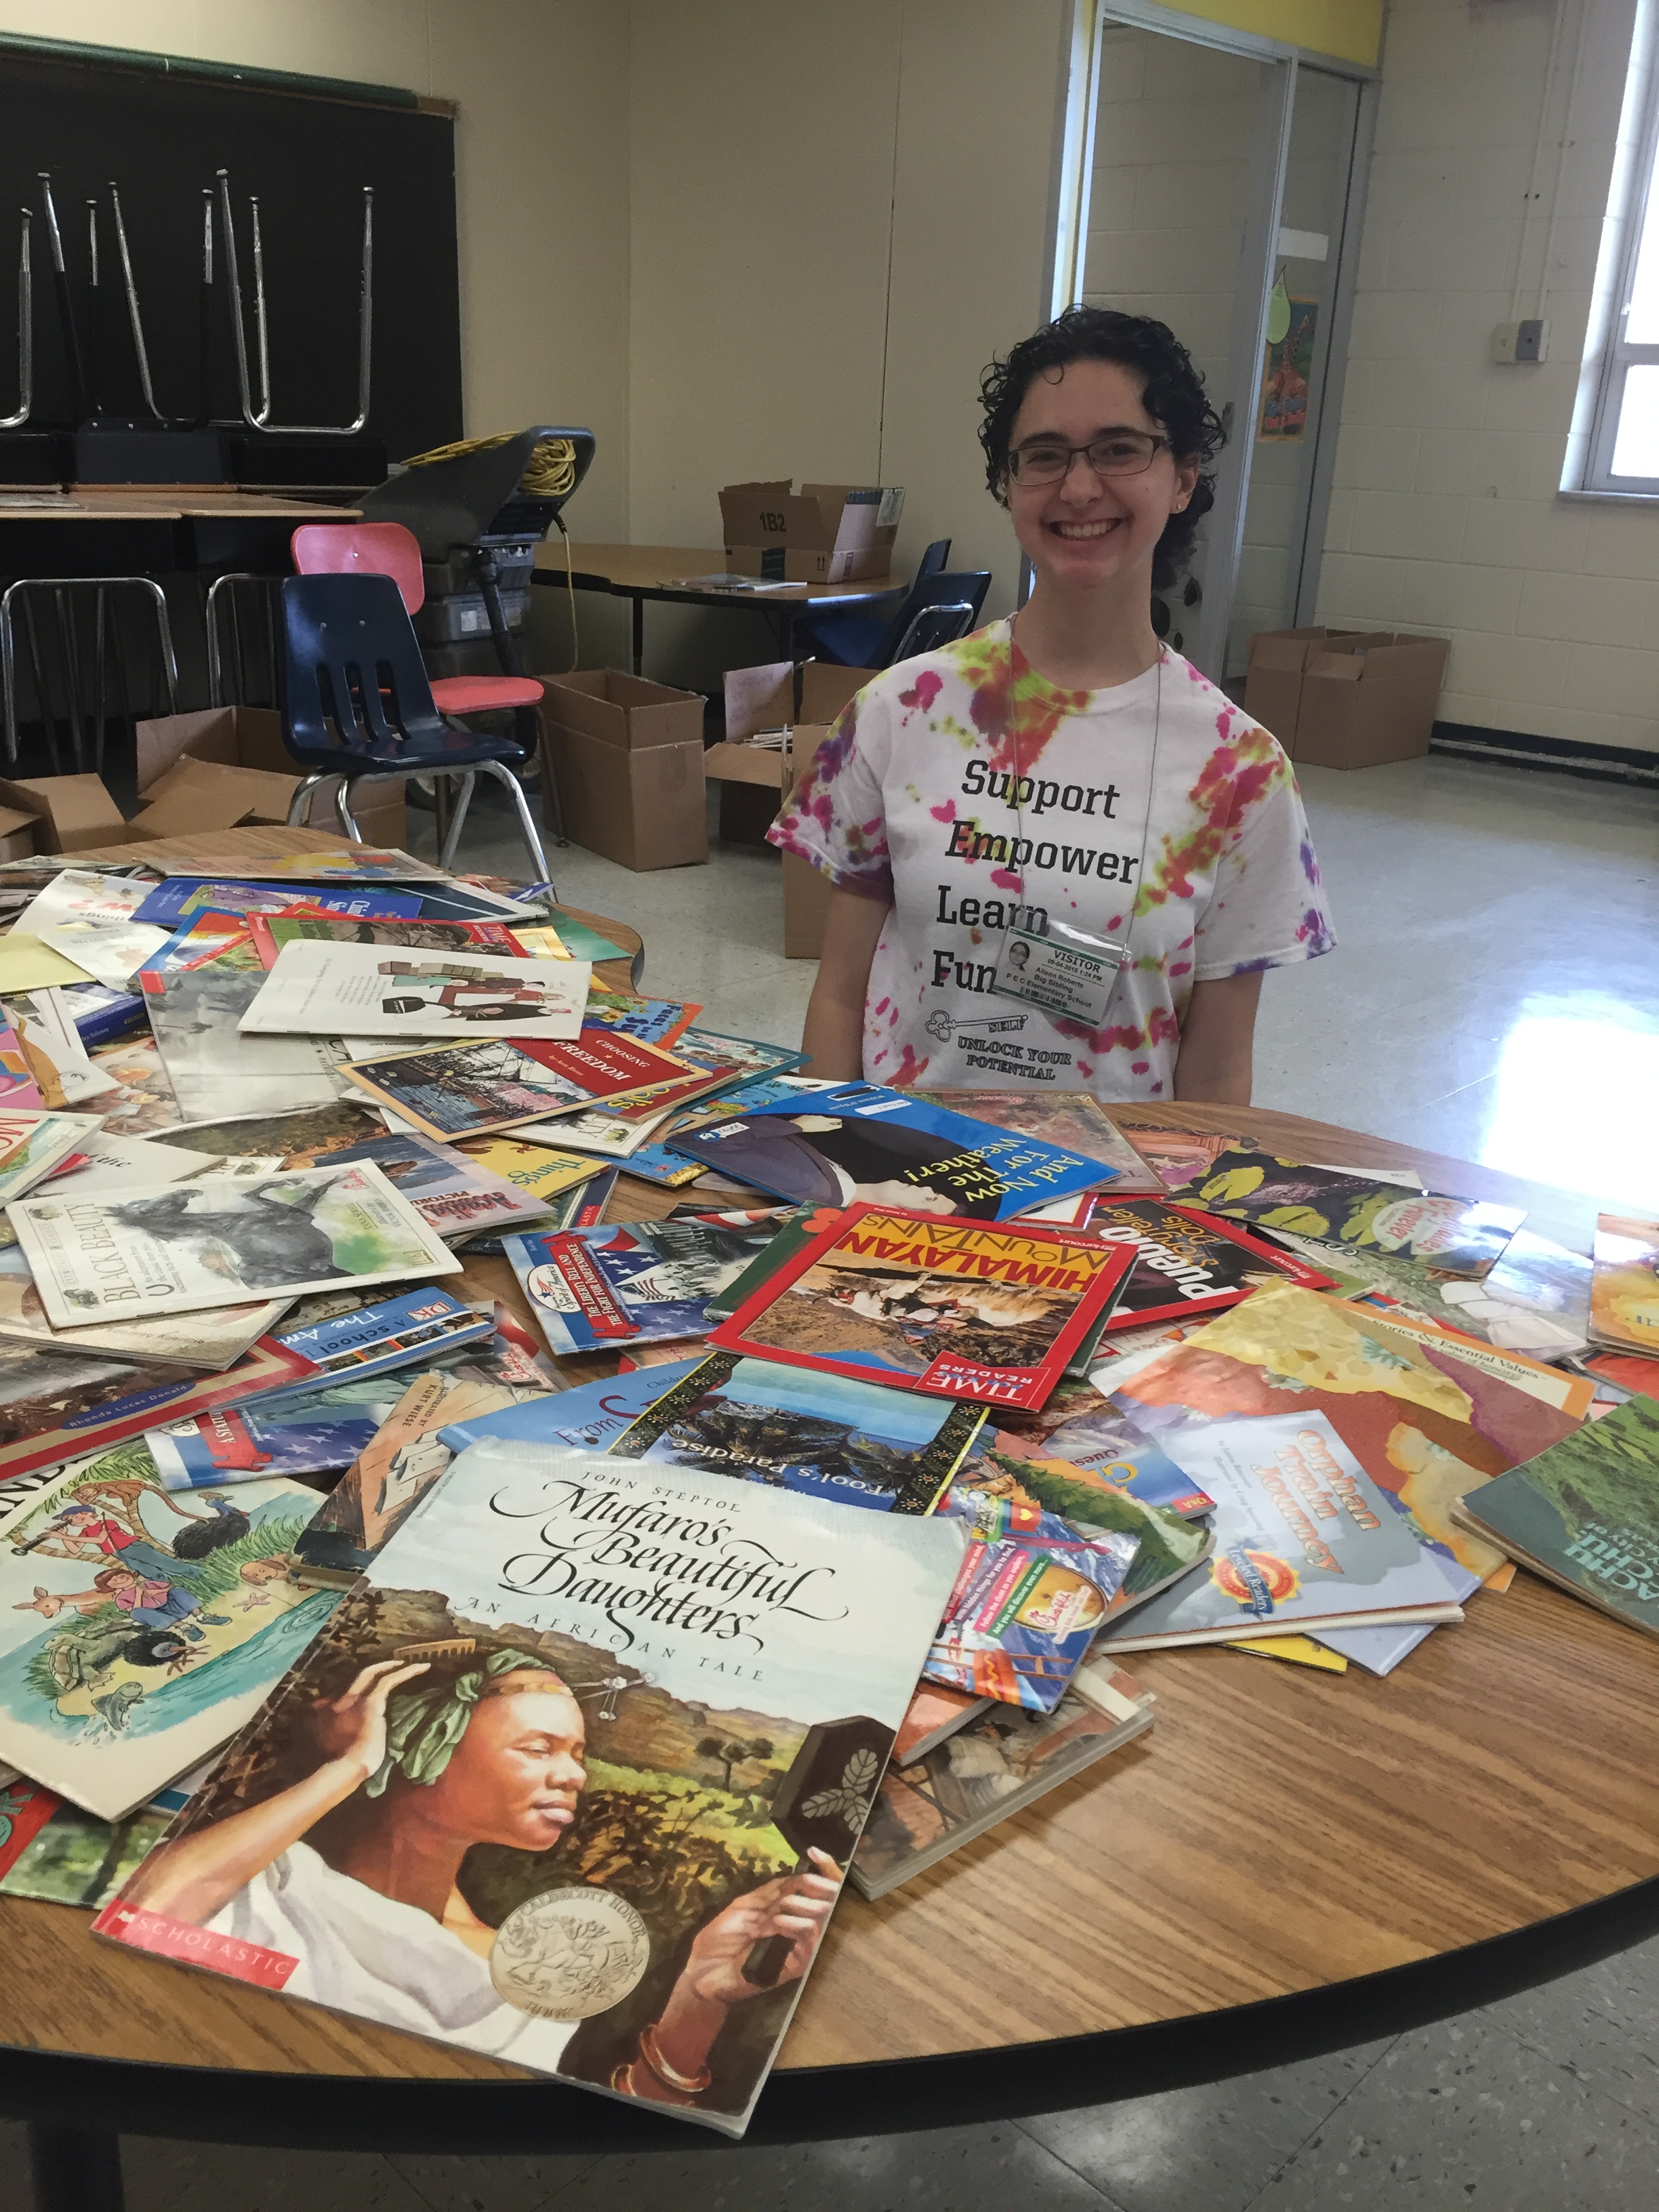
[799,537,954,668]
[279,571,552,882]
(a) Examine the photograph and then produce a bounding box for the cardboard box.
[1242,627,1382,750]
[708,662,876,844]
[719,483,903,584]
[539,670,703,754]
[0,773,144,853]
[541,724,708,872]
[1294,632,1452,769]
[134,707,405,846]
[0,803,39,861]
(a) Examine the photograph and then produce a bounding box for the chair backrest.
[916,538,951,579]
[879,569,992,665]
[281,571,446,764]
[890,600,977,665]
[290,522,427,616]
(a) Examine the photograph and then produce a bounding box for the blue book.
[146,1382,403,1488]
[132,880,425,928]
[502,1215,785,1355]
[668,1081,1120,1220]
[54,979,147,1048]
[438,1358,700,1454]
[267,1288,493,1397]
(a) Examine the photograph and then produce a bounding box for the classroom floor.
[2,751,1655,2212]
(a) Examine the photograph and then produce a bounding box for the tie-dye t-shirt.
[769,621,1334,1099]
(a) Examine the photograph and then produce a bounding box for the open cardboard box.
[134,708,406,845]
[539,670,703,753]
[706,661,876,844]
[718,483,903,584]
[1242,627,1380,750]
[0,773,145,854]
[1294,632,1451,768]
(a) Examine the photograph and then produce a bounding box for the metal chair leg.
[478,756,553,888]
[436,772,476,871]
[285,772,331,827]
[335,779,365,842]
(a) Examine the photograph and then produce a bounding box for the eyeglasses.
[1006,432,1169,486]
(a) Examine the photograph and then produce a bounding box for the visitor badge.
[990,918,1126,1029]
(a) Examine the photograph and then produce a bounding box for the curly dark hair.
[978,306,1225,591]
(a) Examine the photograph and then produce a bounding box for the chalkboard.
[0,49,462,463]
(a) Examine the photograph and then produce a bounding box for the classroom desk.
[533,541,905,675]
[0,487,361,577]
[4,1099,1656,2212]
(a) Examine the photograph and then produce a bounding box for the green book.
[1452,1396,1659,1635]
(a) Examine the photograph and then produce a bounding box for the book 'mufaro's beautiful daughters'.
[95,1440,966,2135]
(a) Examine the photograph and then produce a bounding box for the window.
[1588,16,1659,490]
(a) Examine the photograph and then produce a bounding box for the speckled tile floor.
[0,752,1654,2209]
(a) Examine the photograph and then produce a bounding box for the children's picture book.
[1092,1407,1466,1651]
[133,880,425,928]
[288,1370,520,1586]
[267,1125,562,1240]
[1087,1198,1335,1328]
[39,922,172,990]
[1450,1397,1659,1635]
[1164,1143,1524,1279]
[609,1347,985,1514]
[926,1490,1139,1708]
[583,989,701,1050]
[140,914,345,1122]
[611,1143,710,1189]
[240,940,592,1041]
[710,1204,1135,1411]
[989,1378,1216,1517]
[668,1082,1121,1219]
[246,914,532,968]
[505,1214,785,1355]
[1114,1126,1239,1189]
[0,1016,44,1110]
[0,1109,98,1201]
[438,1359,701,1457]
[1589,1214,1659,1356]
[10,869,157,937]
[145,1378,404,1489]
[928,1092,1166,1196]
[158,847,443,882]
[268,1286,492,1388]
[0,1777,173,1910]
[891,1682,991,1766]
[339,1032,692,1142]
[12,1161,460,1327]
[83,1039,181,1139]
[849,1659,1154,1900]
[0,1330,316,1483]
[0,1448,340,1820]
[0,1245,289,1372]
[449,1135,607,1207]
[94,1439,966,2135]
[1105,1284,1592,1584]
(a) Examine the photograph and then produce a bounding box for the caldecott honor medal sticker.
[489,1886,652,2020]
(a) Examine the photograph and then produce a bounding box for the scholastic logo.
[94,1902,298,1990]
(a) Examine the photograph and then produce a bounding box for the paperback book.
[709,1204,1135,1410]
[609,1347,985,1513]
[240,940,592,1041]
[1451,1397,1659,1635]
[11,1162,460,1326]
[1589,1214,1659,1357]
[450,1135,607,1207]
[668,1081,1121,1219]
[0,1448,340,1820]
[0,1109,96,1201]
[504,1215,785,1355]
[437,1359,701,1456]
[268,1286,493,1387]
[145,1380,405,1489]
[133,880,424,927]
[928,1092,1165,1196]
[1086,1198,1334,1328]
[157,847,443,882]
[94,1439,966,2135]
[246,915,533,966]
[339,1032,693,1142]
[268,1124,564,1240]
[139,914,345,1122]
[848,1659,1154,1900]
[583,989,701,1050]
[989,1379,1216,1517]
[0,1245,289,1373]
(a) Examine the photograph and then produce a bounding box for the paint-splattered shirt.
[769,621,1334,1099]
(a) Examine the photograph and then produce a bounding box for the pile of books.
[0,836,1649,2139]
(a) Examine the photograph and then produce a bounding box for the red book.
[1084,1198,1335,1330]
[709,1202,1136,1411]
[337,1030,694,1143]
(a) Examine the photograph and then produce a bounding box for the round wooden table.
[6,1100,1656,2212]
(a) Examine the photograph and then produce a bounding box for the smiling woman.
[771,306,1337,1110]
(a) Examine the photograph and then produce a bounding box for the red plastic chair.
[290,521,562,849]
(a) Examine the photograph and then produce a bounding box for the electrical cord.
[403,433,579,668]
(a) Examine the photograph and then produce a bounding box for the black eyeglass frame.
[1005,432,1171,486]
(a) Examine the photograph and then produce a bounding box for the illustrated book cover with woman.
[94,1439,966,2135]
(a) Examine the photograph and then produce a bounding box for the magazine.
[709,1204,1135,1410]
[288,1370,523,1586]
[140,914,346,1122]
[849,1659,1154,1900]
[0,1329,314,1484]
[668,1082,1121,1219]
[1451,1397,1659,1635]
[928,1092,1165,1196]
[1086,1198,1335,1328]
[339,1032,693,1141]
[266,1125,563,1240]
[1106,1285,1592,1584]
[1589,1214,1659,1356]
[240,940,592,1042]
[504,1215,786,1356]
[94,1439,966,2135]
[0,1246,290,1372]
[1091,1407,1467,1651]
[1164,1143,1525,1279]
[12,1162,460,1326]
[0,1448,341,1820]
[609,1347,985,1513]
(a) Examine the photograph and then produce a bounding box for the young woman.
[773,307,1334,1105]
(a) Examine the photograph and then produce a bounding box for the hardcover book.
[94,1439,966,2135]
[1589,1214,1659,1357]
[0,1448,340,1820]
[239,940,592,1041]
[339,1032,693,1142]
[708,1204,1135,1411]
[504,1216,785,1356]
[609,1348,985,1514]
[668,1082,1120,1220]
